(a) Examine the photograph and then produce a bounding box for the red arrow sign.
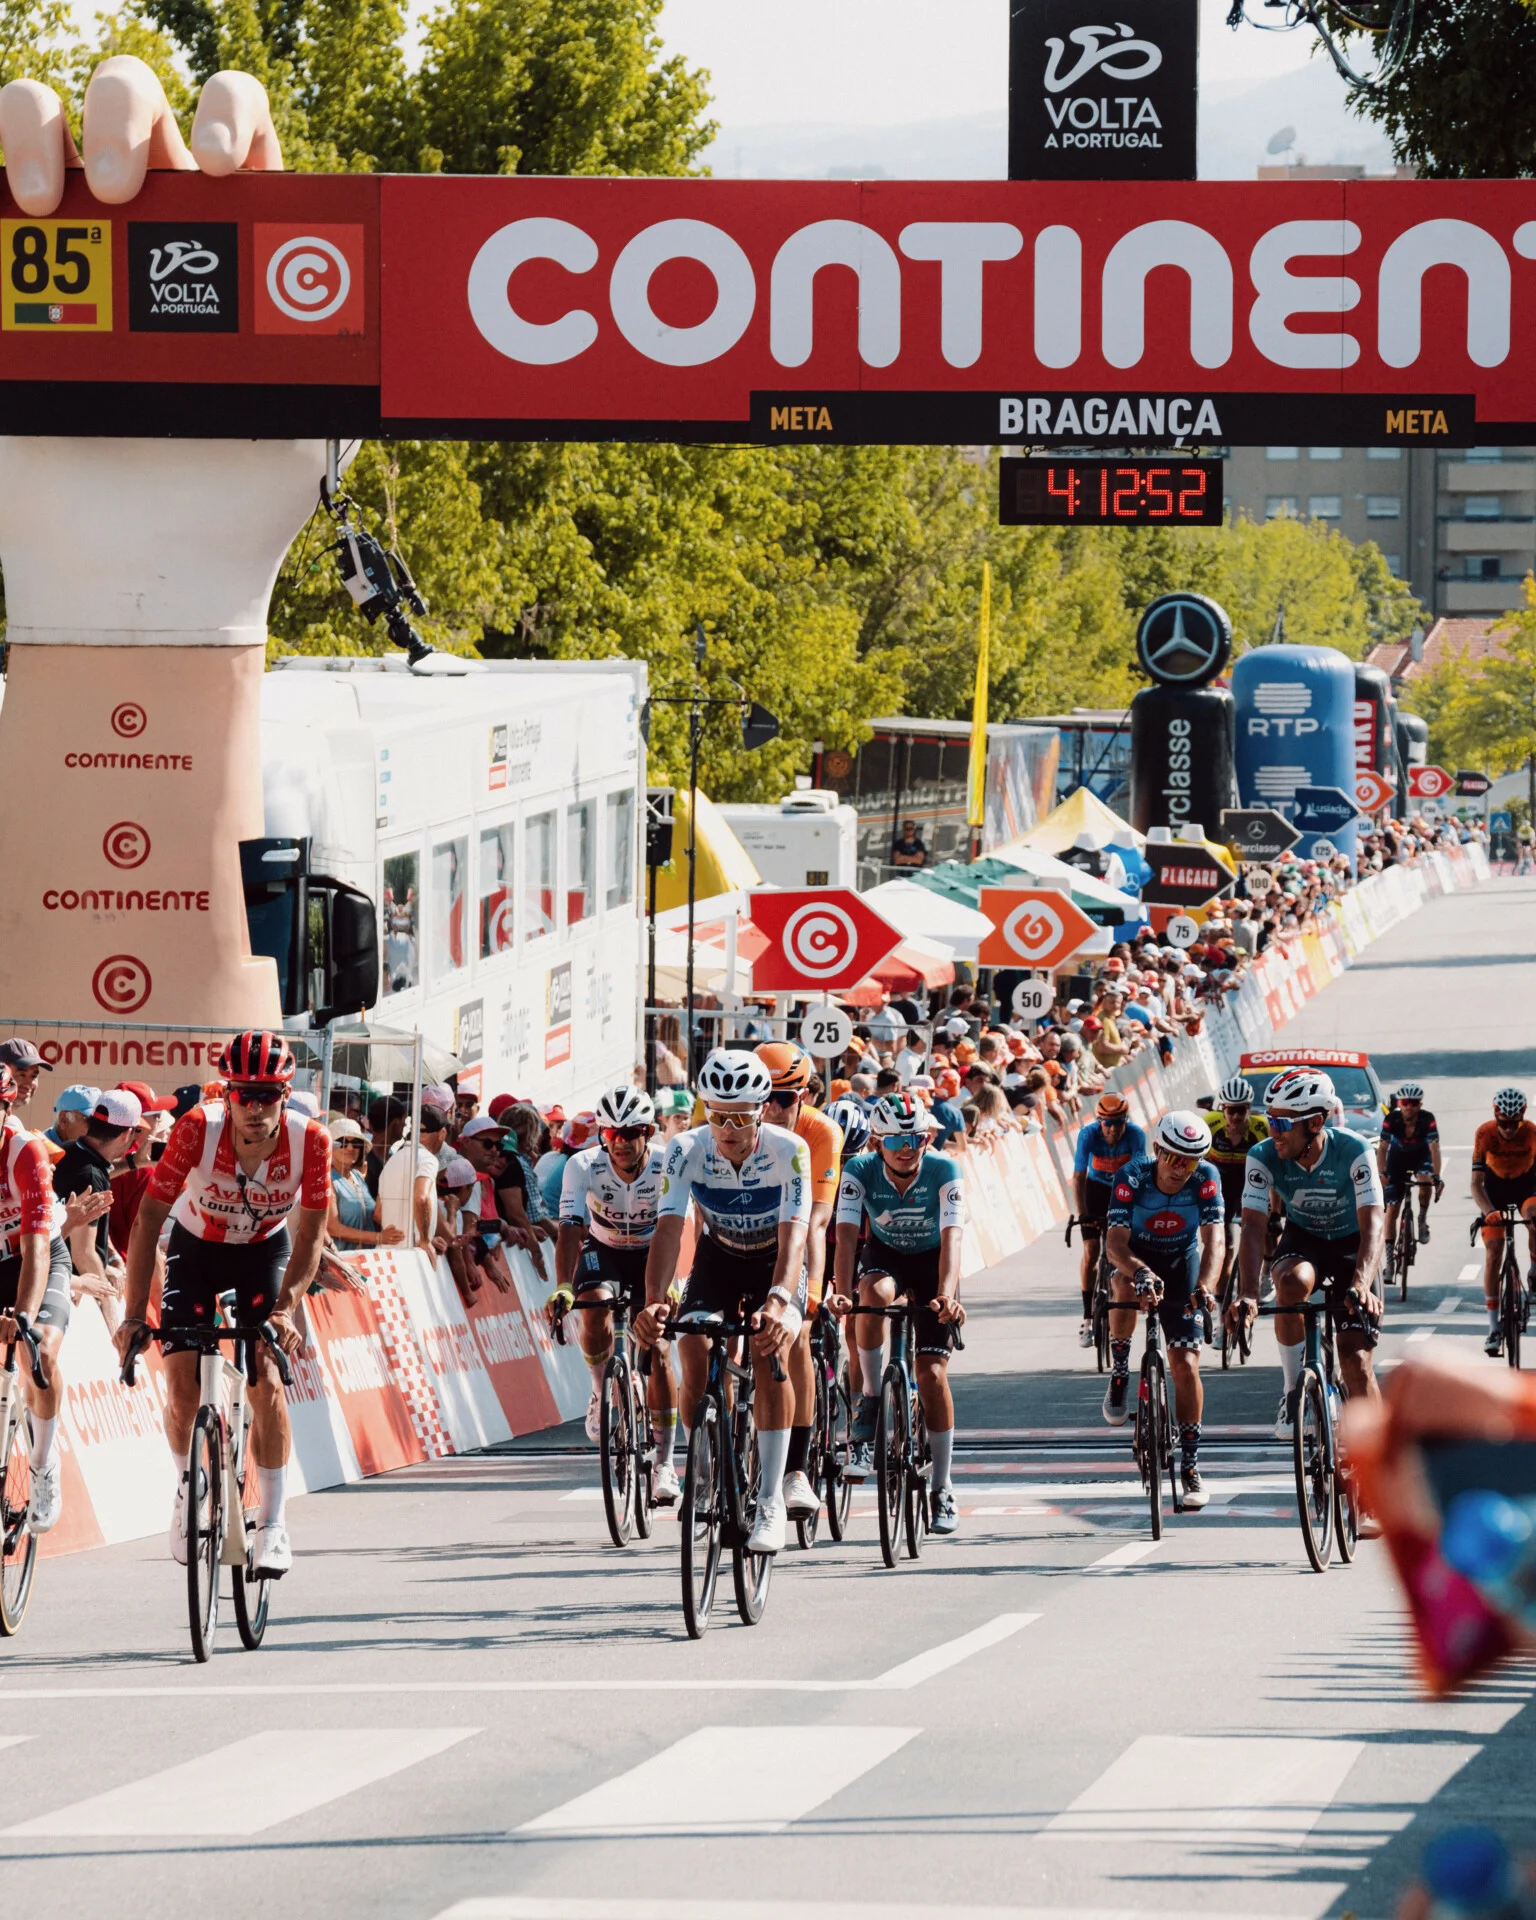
[977,889,1099,969]
[1408,764,1454,800]
[749,889,902,991]
[1354,768,1395,814]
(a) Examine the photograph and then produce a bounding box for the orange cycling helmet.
[217,1031,296,1085]
[1097,1092,1130,1120]
[755,1041,814,1093]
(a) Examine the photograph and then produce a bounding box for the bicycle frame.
[563,1287,657,1547]
[1258,1295,1354,1572]
[0,1313,47,1636]
[1471,1203,1529,1369]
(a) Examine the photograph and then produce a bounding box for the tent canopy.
[983,842,1142,914]
[860,878,993,959]
[907,856,1137,922]
[1004,786,1144,856]
[649,790,762,913]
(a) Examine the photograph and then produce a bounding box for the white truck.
[715,789,859,889]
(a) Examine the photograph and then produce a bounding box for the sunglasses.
[1267,1113,1300,1134]
[227,1084,288,1107]
[1158,1147,1200,1165]
[705,1107,760,1131]
[880,1132,927,1151]
[602,1124,654,1143]
[764,1090,800,1108]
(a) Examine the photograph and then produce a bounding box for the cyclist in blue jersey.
[637,1048,811,1557]
[1228,1067,1384,1440]
[831,1092,967,1533]
[1104,1109,1224,1508]
[1073,1092,1148,1349]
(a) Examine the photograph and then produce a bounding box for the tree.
[1405,582,1536,819]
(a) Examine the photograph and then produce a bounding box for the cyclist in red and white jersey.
[117,1031,331,1577]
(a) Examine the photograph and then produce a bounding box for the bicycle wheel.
[1093,1284,1110,1374]
[824,1339,853,1543]
[874,1369,908,1570]
[904,1393,929,1560]
[1141,1356,1164,1541]
[229,1420,269,1652]
[187,1407,223,1661]
[1293,1370,1334,1573]
[795,1362,826,1550]
[680,1403,723,1639]
[599,1355,637,1548]
[1334,1435,1360,1565]
[732,1415,773,1625]
[1218,1265,1235,1372]
[1504,1250,1523,1371]
[1157,1361,1180,1518]
[0,1406,36,1636]
[631,1377,654,1541]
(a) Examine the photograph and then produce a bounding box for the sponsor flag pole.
[967,563,991,861]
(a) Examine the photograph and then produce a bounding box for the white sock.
[172,1448,190,1488]
[1278,1340,1304,1393]
[256,1465,287,1530]
[1489,1305,1502,1332]
[588,1359,607,1394]
[652,1411,677,1469]
[930,1427,955,1493]
[28,1415,57,1471]
[756,1426,791,1500]
[858,1347,883,1397]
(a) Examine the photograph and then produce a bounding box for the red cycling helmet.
[217,1031,296,1085]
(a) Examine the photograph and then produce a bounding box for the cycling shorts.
[856,1242,957,1357]
[0,1237,71,1334]
[573,1237,649,1317]
[1272,1224,1380,1349]
[1120,1241,1205,1353]
[1383,1152,1436,1206]
[1482,1170,1536,1232]
[1078,1178,1113,1238]
[677,1233,808,1327]
[160,1221,288,1357]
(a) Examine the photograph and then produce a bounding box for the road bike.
[559,1284,656,1548]
[1258,1295,1360,1572]
[1215,1213,1250,1370]
[122,1316,293,1662]
[848,1299,964,1570]
[0,1313,47,1636]
[1388,1174,1438,1303]
[1066,1215,1112,1372]
[671,1308,786,1638]
[1472,1206,1529,1370]
[795,1293,853,1550]
[1121,1278,1184,1541]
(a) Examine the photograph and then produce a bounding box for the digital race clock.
[999,457,1224,526]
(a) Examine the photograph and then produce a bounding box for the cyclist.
[1102,1109,1224,1508]
[1204,1076,1269,1337]
[1072,1092,1147,1349]
[550,1086,678,1504]
[0,1062,73,1533]
[117,1031,332,1576]
[1379,1082,1443,1280]
[635,1049,810,1557]
[1228,1068,1384,1437]
[1470,1085,1536,1358]
[753,1043,844,1526]
[831,1092,967,1534]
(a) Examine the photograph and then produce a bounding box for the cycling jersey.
[1106,1154,1223,1257]
[835,1149,966,1253]
[1205,1114,1270,1169]
[658,1122,810,1257]
[148,1102,332,1245]
[559,1143,666,1248]
[1242,1128,1382,1240]
[1073,1119,1148,1187]
[1472,1119,1536,1183]
[0,1116,57,1256]
[1383,1107,1439,1155]
[794,1105,844,1207]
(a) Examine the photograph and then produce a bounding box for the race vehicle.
[1238,1049,1388,1141]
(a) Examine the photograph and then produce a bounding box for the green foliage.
[1400,582,1536,782]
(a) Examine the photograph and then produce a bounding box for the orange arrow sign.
[1354,768,1395,815]
[978,888,1099,969]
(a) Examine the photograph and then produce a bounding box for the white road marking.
[1435,1296,1462,1316]
[1040,1734,1364,1846]
[559,1488,605,1502]
[1458,1263,1482,1281]
[520,1725,917,1836]
[5,1728,475,1837]
[1085,1540,1160,1571]
[430,1901,1264,1920]
[1406,1327,1436,1343]
[870,1612,1037,1688]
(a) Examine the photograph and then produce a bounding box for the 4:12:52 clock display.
[999,456,1224,526]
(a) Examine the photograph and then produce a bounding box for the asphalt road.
[2,879,1534,1920]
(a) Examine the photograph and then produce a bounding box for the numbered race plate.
[799,1004,854,1059]
[1164,913,1201,950]
[1011,977,1053,1020]
[2,219,113,331]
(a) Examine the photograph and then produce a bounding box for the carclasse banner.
[8,173,1536,444]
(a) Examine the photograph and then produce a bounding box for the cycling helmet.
[0,1063,15,1105]
[1265,1067,1336,1117]
[696,1048,772,1106]
[1493,1086,1528,1121]
[754,1041,814,1093]
[1395,1082,1425,1102]
[1219,1075,1255,1106]
[869,1092,936,1138]
[1154,1109,1213,1158]
[830,1096,871,1155]
[595,1086,655,1128]
[217,1031,295,1084]
[1097,1092,1130,1120]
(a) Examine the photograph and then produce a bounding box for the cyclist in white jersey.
[635,1049,811,1556]
[117,1032,331,1576]
[551,1086,680,1503]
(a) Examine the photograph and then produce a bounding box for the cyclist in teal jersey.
[830,1093,966,1534]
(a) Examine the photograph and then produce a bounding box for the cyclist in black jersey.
[1377,1083,1442,1271]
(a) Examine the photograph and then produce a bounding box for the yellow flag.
[966,562,991,830]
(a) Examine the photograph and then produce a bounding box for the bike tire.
[1334,1441,1360,1565]
[680,1404,723,1639]
[1093,1287,1110,1374]
[1158,1359,1180,1519]
[904,1393,929,1560]
[187,1408,222,1661]
[599,1355,637,1548]
[795,1362,825,1551]
[732,1415,773,1625]
[824,1340,854,1542]
[229,1419,269,1651]
[1142,1355,1164,1540]
[0,1407,37,1636]
[1505,1253,1523,1371]
[875,1370,907,1571]
[1398,1215,1412,1303]
[1293,1371,1334,1573]
[631,1376,654,1541]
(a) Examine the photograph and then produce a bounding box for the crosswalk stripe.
[520,1725,918,1836]
[430,1900,1267,1920]
[1039,1734,1364,1845]
[1086,1540,1159,1571]
[4,1728,476,1836]
[871,1612,1037,1688]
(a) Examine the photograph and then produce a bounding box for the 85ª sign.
[2,219,112,332]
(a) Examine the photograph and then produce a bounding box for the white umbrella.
[861,879,993,959]
[986,842,1141,914]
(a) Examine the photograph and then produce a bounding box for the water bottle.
[1439,1491,1536,1635]
[1424,1827,1533,1919]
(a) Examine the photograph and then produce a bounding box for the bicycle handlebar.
[669,1310,789,1382]
[1470,1204,1523,1246]
[842,1299,967,1353]
[5,1311,49,1391]
[119,1319,295,1390]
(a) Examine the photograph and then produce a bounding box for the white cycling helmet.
[869,1092,937,1137]
[1493,1085,1528,1122]
[829,1096,871,1154]
[595,1085,655,1128]
[1219,1075,1255,1106]
[1265,1067,1336,1117]
[1395,1082,1425,1102]
[696,1048,772,1106]
[1154,1109,1212,1158]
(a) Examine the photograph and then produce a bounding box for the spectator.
[534,1110,597,1214]
[327,1117,402,1251]
[452,1088,480,1139]
[366,1096,408,1199]
[890,819,929,869]
[928,1075,969,1148]
[378,1106,450,1247]
[107,1106,161,1270]
[650,1014,688,1087]
[0,1037,48,1114]
[56,1089,139,1328]
[972,1084,1013,1138]
[45,1084,99,1150]
[893,1030,928,1083]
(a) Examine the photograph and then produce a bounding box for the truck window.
[526,810,557,938]
[479,821,515,958]
[606,790,634,909]
[381,851,419,995]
